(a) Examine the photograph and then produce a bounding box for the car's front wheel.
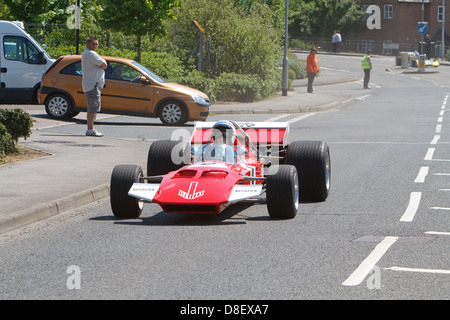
[45,93,73,119]
[158,100,187,126]
[110,164,144,219]
[266,165,299,219]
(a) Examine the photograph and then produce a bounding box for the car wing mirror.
[38,52,46,64]
[139,76,150,84]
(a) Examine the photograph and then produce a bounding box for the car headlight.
[192,94,210,106]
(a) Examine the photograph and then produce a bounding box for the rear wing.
[191,121,290,146]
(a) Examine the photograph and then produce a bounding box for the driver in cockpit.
[194,120,237,164]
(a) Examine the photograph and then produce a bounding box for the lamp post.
[442,0,445,58]
[75,0,81,54]
[282,0,289,96]
[421,0,424,54]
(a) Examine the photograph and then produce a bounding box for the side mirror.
[139,76,150,84]
[38,52,46,64]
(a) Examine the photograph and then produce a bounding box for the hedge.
[0,109,34,161]
[0,123,14,161]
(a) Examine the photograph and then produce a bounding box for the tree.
[290,0,365,38]
[166,0,283,77]
[99,0,181,62]
[1,0,51,23]
[0,0,82,25]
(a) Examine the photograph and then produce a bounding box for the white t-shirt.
[81,48,106,92]
[332,33,341,43]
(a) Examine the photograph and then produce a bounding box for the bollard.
[418,55,426,72]
[401,52,409,68]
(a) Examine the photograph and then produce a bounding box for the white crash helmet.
[211,120,237,145]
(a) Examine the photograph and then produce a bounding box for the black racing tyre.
[147,140,190,176]
[110,164,144,219]
[266,165,299,219]
[286,141,330,202]
[158,100,188,126]
[45,93,74,119]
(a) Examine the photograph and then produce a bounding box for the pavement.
[0,59,391,235]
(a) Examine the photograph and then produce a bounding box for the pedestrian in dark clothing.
[424,33,431,59]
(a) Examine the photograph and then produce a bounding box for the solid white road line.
[430,207,450,211]
[400,192,422,222]
[384,266,450,275]
[342,236,398,286]
[287,113,316,123]
[265,114,290,122]
[425,231,450,236]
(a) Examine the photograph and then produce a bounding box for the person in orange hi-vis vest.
[306,47,320,93]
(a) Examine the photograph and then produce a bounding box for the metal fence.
[291,37,448,58]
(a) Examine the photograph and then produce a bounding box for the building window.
[384,5,393,19]
[438,6,444,22]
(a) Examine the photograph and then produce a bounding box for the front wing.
[128,183,263,213]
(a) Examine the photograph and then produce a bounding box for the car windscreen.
[132,62,166,83]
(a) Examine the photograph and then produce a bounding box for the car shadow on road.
[91,202,273,226]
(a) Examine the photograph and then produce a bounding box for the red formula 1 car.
[110,120,330,220]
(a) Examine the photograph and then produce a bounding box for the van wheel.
[45,93,73,119]
[159,101,187,126]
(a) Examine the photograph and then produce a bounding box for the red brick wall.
[356,0,450,54]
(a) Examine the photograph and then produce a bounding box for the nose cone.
[152,165,242,214]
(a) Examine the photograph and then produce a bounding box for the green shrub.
[0,123,15,161]
[214,73,258,102]
[288,56,307,79]
[289,39,312,51]
[0,108,34,143]
[46,45,77,59]
[166,0,283,99]
[288,69,296,90]
[173,70,216,102]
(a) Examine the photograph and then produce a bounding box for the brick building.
[355,0,450,56]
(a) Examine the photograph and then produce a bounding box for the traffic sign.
[418,22,428,34]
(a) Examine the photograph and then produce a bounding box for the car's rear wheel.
[159,100,187,126]
[45,93,74,119]
[110,164,144,219]
[147,140,190,176]
[286,141,330,202]
[266,165,299,219]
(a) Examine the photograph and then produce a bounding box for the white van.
[0,20,55,104]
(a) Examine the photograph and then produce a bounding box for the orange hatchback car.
[38,55,210,125]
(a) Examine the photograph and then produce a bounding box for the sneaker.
[86,129,103,137]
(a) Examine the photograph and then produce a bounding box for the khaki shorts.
[85,84,102,113]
